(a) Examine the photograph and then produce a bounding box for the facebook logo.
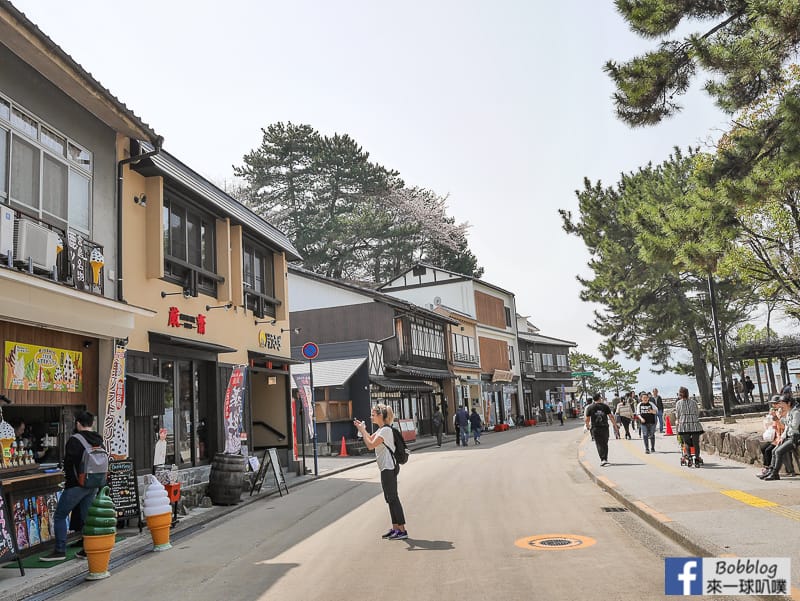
[665,558,703,595]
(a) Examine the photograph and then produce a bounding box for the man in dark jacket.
[41,411,104,562]
[584,393,619,466]
[455,405,469,447]
[652,388,665,433]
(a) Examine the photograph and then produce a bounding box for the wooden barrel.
[207,453,245,505]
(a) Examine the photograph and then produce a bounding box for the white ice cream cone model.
[89,248,104,285]
[82,486,116,580]
[143,475,172,551]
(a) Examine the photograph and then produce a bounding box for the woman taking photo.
[354,404,408,540]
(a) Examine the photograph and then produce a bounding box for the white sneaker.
[600,460,609,466]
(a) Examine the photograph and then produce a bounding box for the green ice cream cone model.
[82,486,116,580]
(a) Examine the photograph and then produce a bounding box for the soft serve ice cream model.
[143,475,172,551]
[82,486,116,580]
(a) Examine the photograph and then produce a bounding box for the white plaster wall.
[383,280,475,317]
[288,273,372,311]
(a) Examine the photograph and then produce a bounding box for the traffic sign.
[301,342,319,360]
[571,371,594,377]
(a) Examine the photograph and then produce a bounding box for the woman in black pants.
[354,404,408,540]
[675,387,703,467]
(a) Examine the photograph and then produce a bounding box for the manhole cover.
[514,534,596,550]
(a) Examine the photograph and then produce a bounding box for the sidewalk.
[578,423,800,600]
[0,434,443,601]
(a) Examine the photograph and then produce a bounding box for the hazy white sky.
[13,0,743,393]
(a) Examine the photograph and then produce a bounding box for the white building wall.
[383,280,475,317]
[288,273,372,311]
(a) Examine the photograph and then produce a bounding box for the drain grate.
[538,538,573,547]
[514,534,597,550]
[602,506,628,512]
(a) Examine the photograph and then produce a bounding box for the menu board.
[107,460,141,521]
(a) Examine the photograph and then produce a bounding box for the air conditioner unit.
[0,205,13,258]
[15,219,58,271]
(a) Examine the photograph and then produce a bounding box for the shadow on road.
[402,538,455,551]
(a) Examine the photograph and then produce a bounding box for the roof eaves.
[1,1,161,144]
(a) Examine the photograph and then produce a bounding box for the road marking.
[514,534,596,551]
[720,489,777,508]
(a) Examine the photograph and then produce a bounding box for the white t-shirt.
[374,425,396,472]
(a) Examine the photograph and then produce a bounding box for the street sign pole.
[301,342,320,476]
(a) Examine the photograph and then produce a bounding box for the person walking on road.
[636,391,658,453]
[760,395,800,481]
[469,408,482,445]
[41,411,102,561]
[456,404,469,447]
[652,388,665,433]
[433,405,444,447]
[674,386,704,467]
[584,393,619,466]
[556,399,564,426]
[354,404,408,540]
[615,397,633,439]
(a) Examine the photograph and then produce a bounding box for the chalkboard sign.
[268,448,286,490]
[107,459,142,532]
[0,485,24,575]
[250,448,288,497]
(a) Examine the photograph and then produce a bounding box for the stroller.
[677,434,703,468]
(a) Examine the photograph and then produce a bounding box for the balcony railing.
[1,204,104,295]
[453,352,479,365]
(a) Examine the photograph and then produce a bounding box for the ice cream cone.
[146,512,172,551]
[83,533,115,580]
[89,248,104,285]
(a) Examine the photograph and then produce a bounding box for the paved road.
[50,424,709,601]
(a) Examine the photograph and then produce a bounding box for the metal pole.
[310,359,319,476]
[707,273,735,422]
[299,394,306,476]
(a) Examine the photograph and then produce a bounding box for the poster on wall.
[3,341,82,392]
[223,366,247,454]
[102,346,127,457]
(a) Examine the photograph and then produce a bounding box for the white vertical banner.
[292,372,314,439]
[102,345,127,457]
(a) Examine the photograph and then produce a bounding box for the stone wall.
[701,427,800,473]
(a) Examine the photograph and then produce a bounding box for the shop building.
[379,263,522,425]
[432,305,481,433]
[288,266,457,436]
[516,316,577,419]
[119,145,301,491]
[0,1,161,555]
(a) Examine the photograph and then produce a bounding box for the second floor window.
[410,317,445,360]
[1,94,92,235]
[504,307,512,327]
[243,242,275,318]
[452,333,477,362]
[508,345,515,368]
[557,354,568,370]
[162,189,217,296]
[542,353,555,370]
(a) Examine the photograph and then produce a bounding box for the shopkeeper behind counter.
[10,418,59,464]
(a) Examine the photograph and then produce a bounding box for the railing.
[453,352,479,365]
[1,204,104,295]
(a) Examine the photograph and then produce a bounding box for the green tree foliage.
[570,352,640,398]
[561,151,753,408]
[606,0,800,125]
[233,122,481,282]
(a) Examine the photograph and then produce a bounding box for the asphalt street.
[46,423,717,601]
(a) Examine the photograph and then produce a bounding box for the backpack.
[387,427,409,466]
[72,433,109,488]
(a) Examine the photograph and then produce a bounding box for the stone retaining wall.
[701,427,800,473]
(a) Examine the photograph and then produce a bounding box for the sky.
[11,0,746,395]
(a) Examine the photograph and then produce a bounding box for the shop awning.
[148,332,236,354]
[369,376,434,392]
[248,350,303,366]
[290,357,366,388]
[388,365,456,379]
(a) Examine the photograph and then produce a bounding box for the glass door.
[177,360,194,466]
